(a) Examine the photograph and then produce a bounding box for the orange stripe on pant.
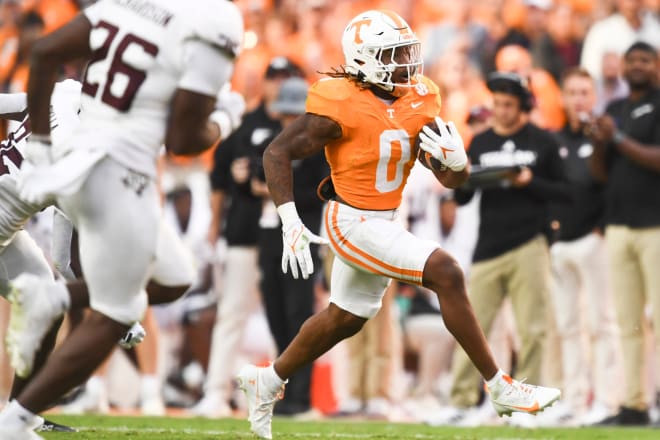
[325,201,424,283]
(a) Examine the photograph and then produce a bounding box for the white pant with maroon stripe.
[324,200,438,318]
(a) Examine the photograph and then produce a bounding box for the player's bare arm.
[28,14,92,136]
[165,89,219,155]
[612,136,660,173]
[264,113,341,206]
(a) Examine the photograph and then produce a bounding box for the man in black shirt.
[193,57,305,417]
[448,72,570,423]
[588,42,660,426]
[547,68,621,425]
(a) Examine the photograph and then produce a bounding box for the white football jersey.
[71,0,243,176]
[0,80,81,249]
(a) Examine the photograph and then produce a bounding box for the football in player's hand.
[415,120,444,170]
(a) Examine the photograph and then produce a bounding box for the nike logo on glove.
[440,146,454,159]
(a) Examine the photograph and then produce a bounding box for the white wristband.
[276,201,301,228]
[209,110,233,141]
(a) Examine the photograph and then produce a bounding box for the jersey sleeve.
[178,40,235,96]
[306,78,355,133]
[188,1,243,59]
[177,1,244,96]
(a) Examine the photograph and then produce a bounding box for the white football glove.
[278,202,328,279]
[418,116,468,172]
[210,86,246,141]
[22,137,53,167]
[118,322,146,349]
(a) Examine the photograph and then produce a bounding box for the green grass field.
[38,415,660,439]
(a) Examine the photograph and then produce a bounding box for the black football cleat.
[37,419,78,433]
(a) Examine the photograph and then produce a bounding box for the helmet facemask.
[370,42,423,96]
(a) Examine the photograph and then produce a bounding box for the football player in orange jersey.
[237,10,561,439]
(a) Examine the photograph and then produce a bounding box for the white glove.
[118,322,146,349]
[418,116,468,172]
[210,86,246,141]
[22,137,53,167]
[278,202,328,279]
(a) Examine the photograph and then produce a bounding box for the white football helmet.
[341,10,422,96]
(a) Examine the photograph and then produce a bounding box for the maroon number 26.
[82,21,159,112]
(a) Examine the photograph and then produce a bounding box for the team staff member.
[589,41,660,426]
[251,77,328,416]
[193,57,304,418]
[448,72,570,422]
[548,67,622,425]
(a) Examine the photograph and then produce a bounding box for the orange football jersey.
[306,75,441,210]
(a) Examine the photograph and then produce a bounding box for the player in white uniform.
[0,78,240,431]
[0,80,80,297]
[0,0,243,437]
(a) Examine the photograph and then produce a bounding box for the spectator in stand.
[533,1,583,83]
[588,41,660,426]
[421,0,488,72]
[428,50,492,147]
[594,51,629,115]
[6,10,44,93]
[495,44,565,130]
[580,0,660,81]
[24,0,78,34]
[0,1,21,91]
[544,67,622,426]
[441,72,570,427]
[496,0,552,60]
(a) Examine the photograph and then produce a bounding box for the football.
[415,119,445,171]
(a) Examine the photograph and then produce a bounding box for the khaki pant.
[345,283,397,401]
[606,225,660,410]
[550,232,622,411]
[450,235,550,408]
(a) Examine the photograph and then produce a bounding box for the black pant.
[258,227,318,413]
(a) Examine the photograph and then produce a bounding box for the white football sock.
[0,399,44,430]
[264,364,287,389]
[486,369,507,390]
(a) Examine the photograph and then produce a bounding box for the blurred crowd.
[1,0,660,430]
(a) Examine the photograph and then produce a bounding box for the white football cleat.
[6,274,69,378]
[237,364,285,439]
[486,374,561,417]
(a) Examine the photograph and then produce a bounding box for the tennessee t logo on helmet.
[349,19,372,44]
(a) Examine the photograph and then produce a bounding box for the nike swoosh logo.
[440,146,454,159]
[411,102,423,109]
[508,401,540,413]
